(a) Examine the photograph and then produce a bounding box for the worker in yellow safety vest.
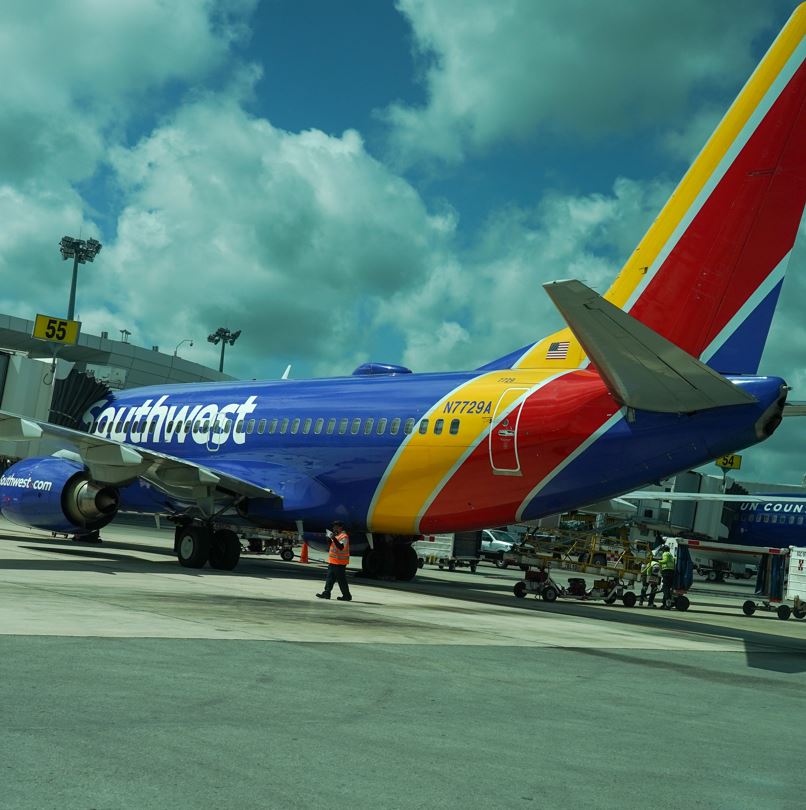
[659,544,676,608]
[639,557,661,607]
[316,521,352,601]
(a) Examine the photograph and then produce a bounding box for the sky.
[1,0,804,485]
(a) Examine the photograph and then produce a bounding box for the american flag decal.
[546,341,570,359]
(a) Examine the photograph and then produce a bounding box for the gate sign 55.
[716,454,742,470]
[32,314,80,345]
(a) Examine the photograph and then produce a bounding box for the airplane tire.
[177,526,211,568]
[362,548,383,578]
[209,529,241,570]
[393,545,419,581]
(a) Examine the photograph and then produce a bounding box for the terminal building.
[0,311,233,462]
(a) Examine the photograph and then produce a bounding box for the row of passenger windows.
[745,513,804,525]
[93,414,462,438]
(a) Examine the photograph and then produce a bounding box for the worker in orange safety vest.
[316,520,352,601]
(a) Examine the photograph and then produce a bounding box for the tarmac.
[1,517,804,809]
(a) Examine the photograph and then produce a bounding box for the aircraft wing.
[625,491,806,504]
[0,410,279,503]
[784,401,806,416]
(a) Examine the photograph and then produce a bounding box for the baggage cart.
[413,531,482,572]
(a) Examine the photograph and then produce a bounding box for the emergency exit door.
[489,387,528,475]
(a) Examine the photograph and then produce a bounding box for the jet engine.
[0,457,119,533]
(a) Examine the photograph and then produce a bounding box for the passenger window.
[258,418,267,435]
[247,419,255,434]
[377,418,387,435]
[327,418,336,435]
[363,418,374,435]
[201,420,209,433]
[798,517,804,525]
[185,422,192,434]
[339,418,348,435]
[269,418,278,434]
[390,417,401,435]
[434,418,444,435]
[236,420,244,433]
[314,418,324,434]
[418,418,429,435]
[449,418,459,435]
[404,418,415,434]
[280,417,289,434]
[351,418,361,435]
[166,421,174,432]
[303,418,312,434]
[291,417,300,435]
[124,421,132,433]
[789,516,795,525]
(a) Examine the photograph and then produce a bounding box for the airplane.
[1,4,805,581]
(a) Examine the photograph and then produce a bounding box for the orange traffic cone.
[300,542,309,564]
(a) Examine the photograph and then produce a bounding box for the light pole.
[59,236,102,320]
[173,338,194,357]
[207,327,241,373]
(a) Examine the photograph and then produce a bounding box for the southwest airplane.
[1,5,805,581]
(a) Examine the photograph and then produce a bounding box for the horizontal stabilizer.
[543,280,757,413]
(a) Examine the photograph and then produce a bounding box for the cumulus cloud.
[0,0,253,186]
[375,175,673,371]
[98,96,455,378]
[384,0,780,165]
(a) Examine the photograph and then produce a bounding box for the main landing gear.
[175,524,241,571]
[361,541,419,581]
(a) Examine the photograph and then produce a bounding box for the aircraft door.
[206,416,224,452]
[489,387,529,475]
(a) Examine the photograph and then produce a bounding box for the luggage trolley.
[742,546,806,621]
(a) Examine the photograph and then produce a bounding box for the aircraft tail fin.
[511,4,806,375]
[544,279,756,413]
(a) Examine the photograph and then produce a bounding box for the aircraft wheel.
[542,586,558,602]
[209,529,241,570]
[393,545,418,581]
[742,600,756,617]
[362,548,383,578]
[514,581,527,599]
[622,591,637,608]
[280,548,294,561]
[777,604,791,621]
[177,525,211,568]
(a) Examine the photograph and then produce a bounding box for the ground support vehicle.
[413,531,482,573]
[512,565,639,607]
[505,538,641,606]
[239,528,298,561]
[740,545,806,621]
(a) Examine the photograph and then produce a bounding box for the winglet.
[543,279,757,413]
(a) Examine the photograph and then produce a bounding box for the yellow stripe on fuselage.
[368,369,559,534]
[515,5,806,370]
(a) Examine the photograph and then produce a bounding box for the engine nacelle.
[0,457,119,533]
